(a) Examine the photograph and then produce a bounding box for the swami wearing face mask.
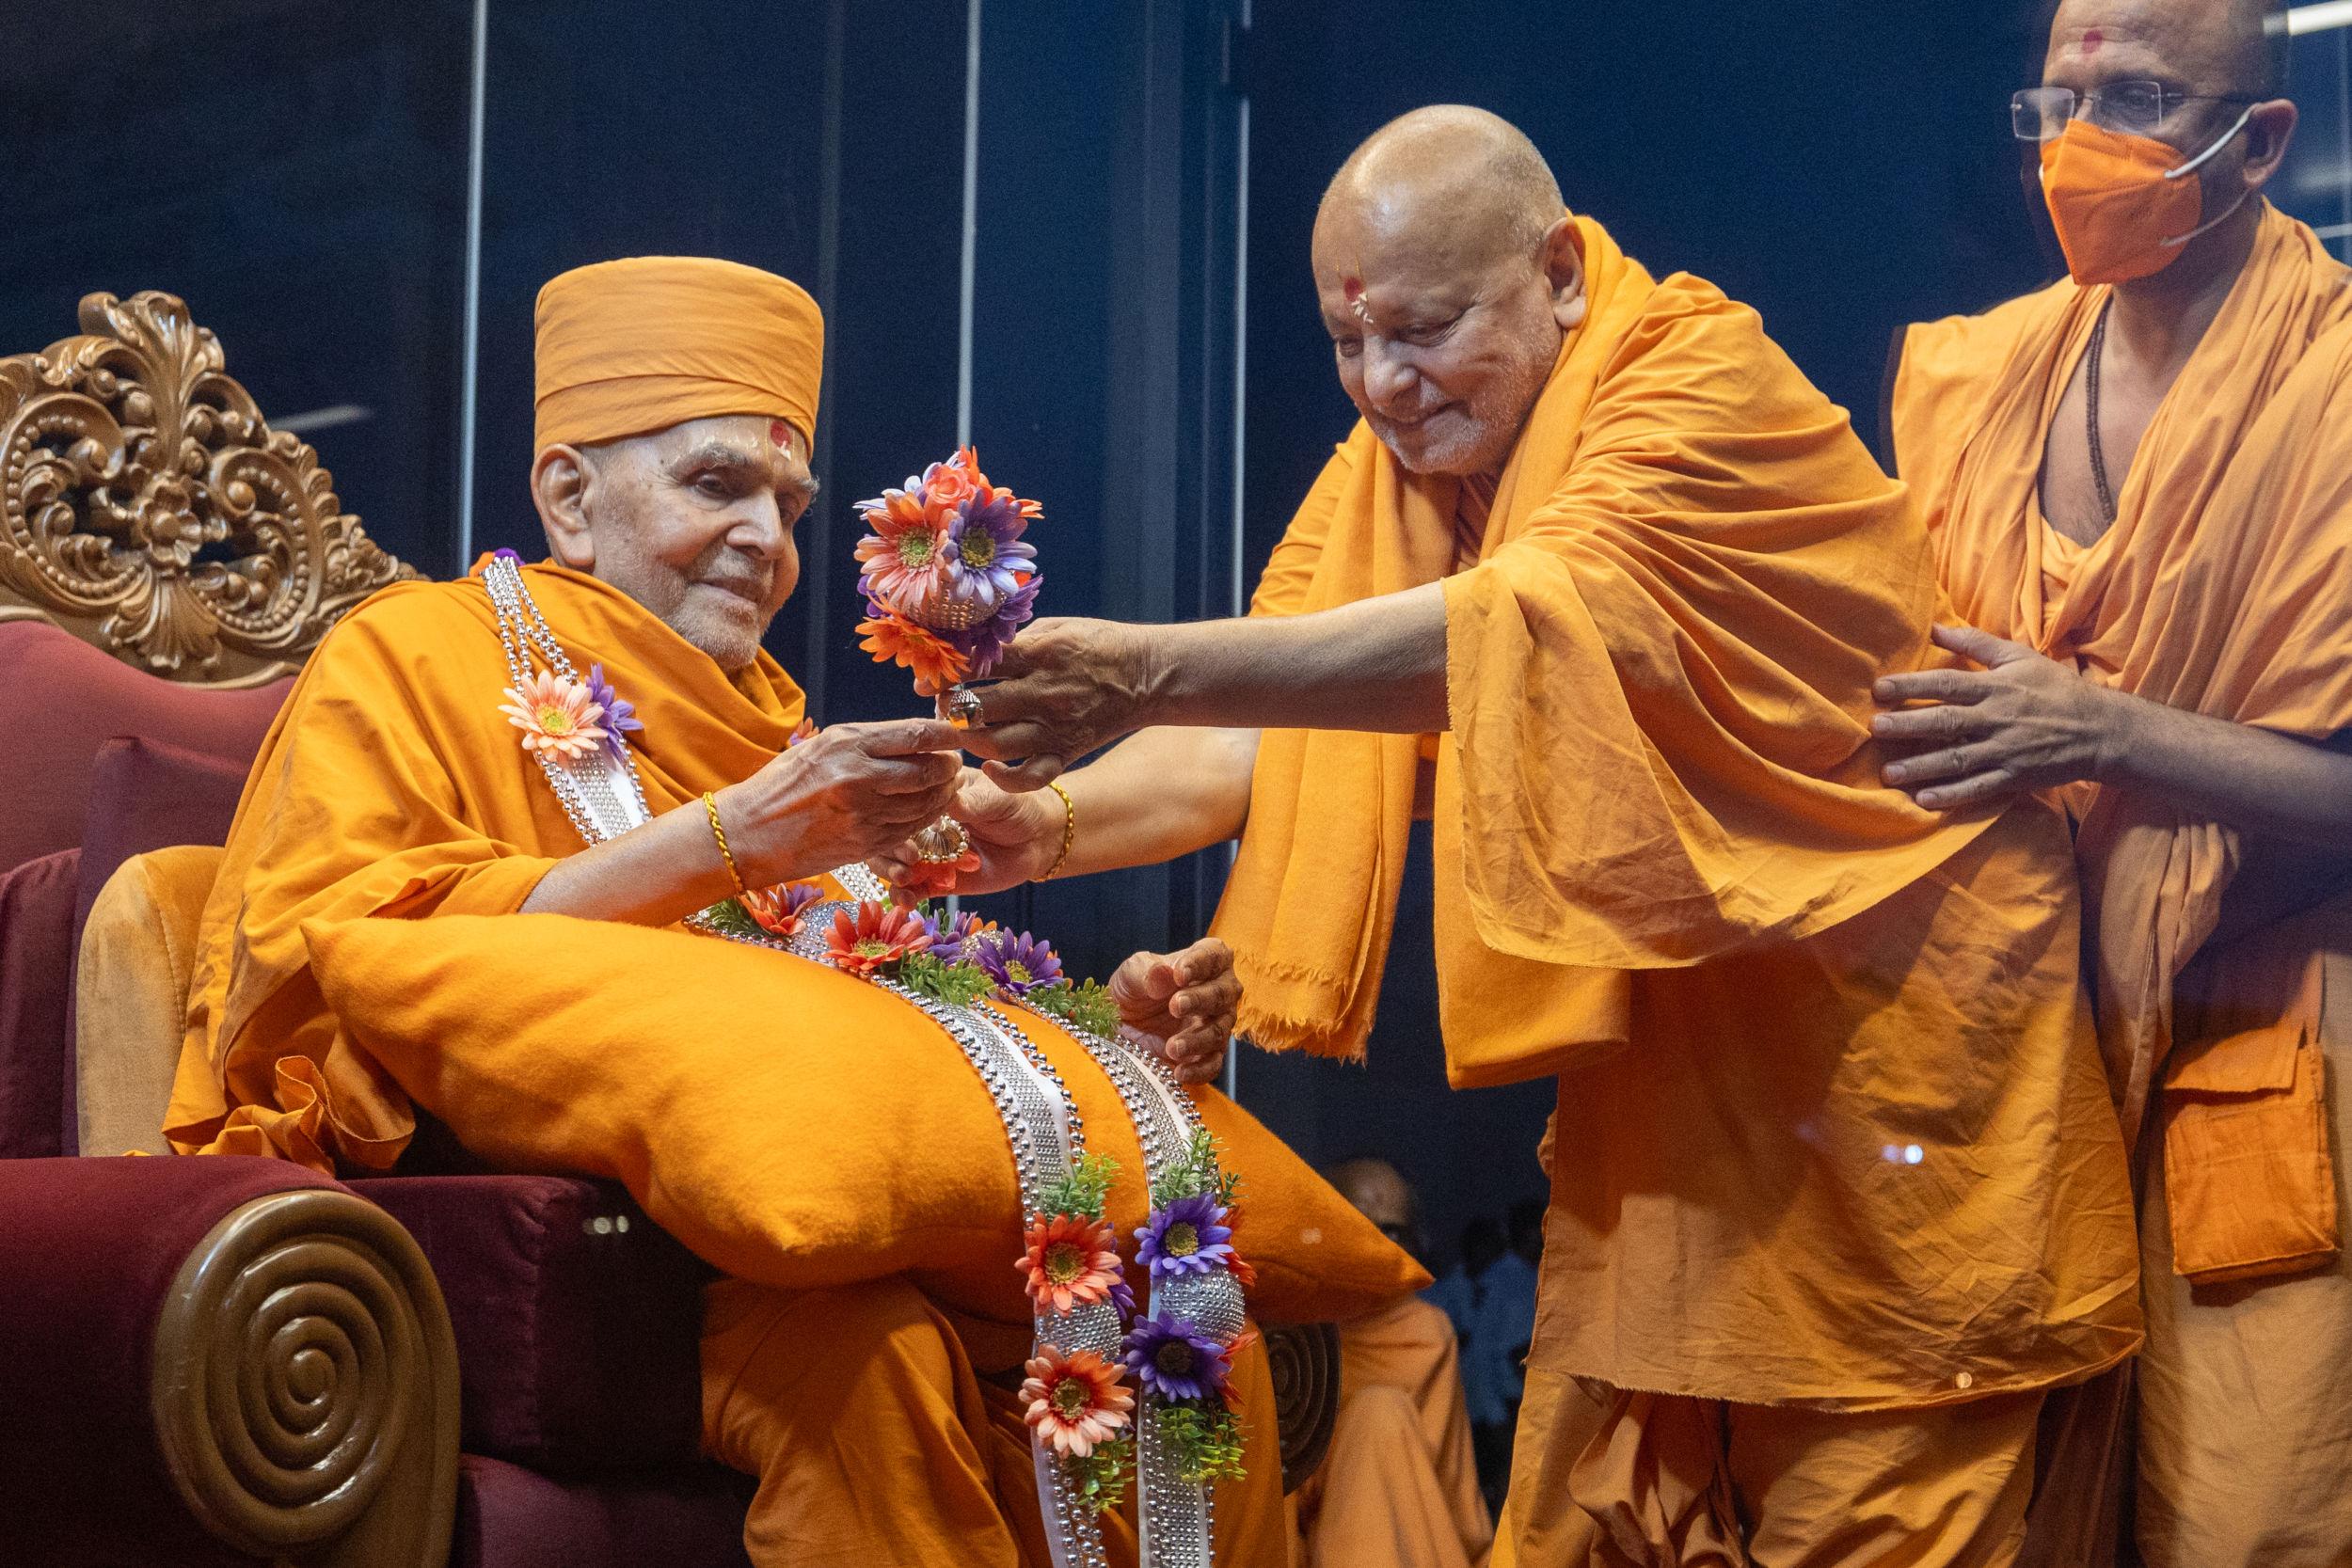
[1884,2,2352,1564]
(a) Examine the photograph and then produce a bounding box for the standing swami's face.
[564,414,818,671]
[1312,215,1565,478]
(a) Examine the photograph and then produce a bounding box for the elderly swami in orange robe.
[162,256,1315,1567]
[898,105,2143,1565]
[1885,3,2352,1561]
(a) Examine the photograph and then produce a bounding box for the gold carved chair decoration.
[0,290,413,685]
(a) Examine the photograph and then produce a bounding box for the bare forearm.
[1144,582,1449,733]
[1059,726,1260,877]
[517,800,739,925]
[2106,693,2352,845]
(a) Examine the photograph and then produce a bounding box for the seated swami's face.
[560,414,818,672]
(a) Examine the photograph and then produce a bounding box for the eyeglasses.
[2011,82,2261,142]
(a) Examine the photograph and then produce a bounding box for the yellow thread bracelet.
[1039,781,1076,880]
[703,791,748,894]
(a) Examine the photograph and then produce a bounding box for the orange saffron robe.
[162,561,1297,1568]
[1892,202,2352,1281]
[1213,216,2141,1413]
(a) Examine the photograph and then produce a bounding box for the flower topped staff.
[853,447,1041,705]
[853,448,1044,895]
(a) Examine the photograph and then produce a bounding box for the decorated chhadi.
[853,449,1040,896]
[478,547,1256,1568]
[854,446,1041,697]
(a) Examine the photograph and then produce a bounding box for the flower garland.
[704,887,1256,1506]
[854,448,1042,693]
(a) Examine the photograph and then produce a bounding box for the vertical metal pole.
[1221,0,1250,1105]
[454,0,489,567]
[948,0,983,926]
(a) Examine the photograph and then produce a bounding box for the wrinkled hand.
[867,768,1063,899]
[951,617,1159,791]
[1109,938,1240,1086]
[717,719,965,885]
[1871,624,2125,811]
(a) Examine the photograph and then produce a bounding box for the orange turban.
[532,257,824,452]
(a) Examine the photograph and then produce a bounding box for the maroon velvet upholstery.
[0,848,79,1159]
[56,736,259,1152]
[0,1155,344,1567]
[453,1456,752,1568]
[350,1175,708,1471]
[0,621,287,874]
[72,735,256,942]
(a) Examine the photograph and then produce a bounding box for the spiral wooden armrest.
[151,1187,461,1568]
[1263,1321,1341,1494]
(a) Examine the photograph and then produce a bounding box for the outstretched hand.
[949,617,1160,791]
[1872,624,2126,811]
[1109,937,1240,1086]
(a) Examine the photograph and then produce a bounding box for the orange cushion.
[305,912,1425,1324]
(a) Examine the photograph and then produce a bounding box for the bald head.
[1320,105,1565,271]
[1311,106,1586,478]
[2046,0,2291,101]
[1327,1157,1418,1235]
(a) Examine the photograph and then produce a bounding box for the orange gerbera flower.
[897,848,980,899]
[856,610,970,695]
[1016,1212,1125,1315]
[740,880,823,940]
[1020,1345,1135,1458]
[498,670,607,762]
[786,717,818,747]
[821,900,933,976]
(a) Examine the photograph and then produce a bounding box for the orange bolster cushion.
[303,911,1426,1323]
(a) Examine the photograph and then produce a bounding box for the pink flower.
[854,486,951,615]
[1020,1345,1135,1458]
[499,671,607,762]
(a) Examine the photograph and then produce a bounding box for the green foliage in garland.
[898,948,996,1007]
[1030,977,1121,1040]
[699,897,770,942]
[1036,1151,1121,1223]
[1156,1403,1248,1485]
[1065,1435,1135,1514]
[1151,1128,1241,1211]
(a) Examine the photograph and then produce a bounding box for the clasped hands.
[1871,623,2127,809]
[710,661,1232,1084]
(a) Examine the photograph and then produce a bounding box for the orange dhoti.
[1293,1296,1494,1568]
[702,1276,1294,1568]
[1495,1370,2041,1568]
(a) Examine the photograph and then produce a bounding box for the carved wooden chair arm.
[0,1156,461,1568]
[1263,1320,1342,1493]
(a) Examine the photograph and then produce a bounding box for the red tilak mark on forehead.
[769,420,793,451]
[2081,27,2105,52]
[1343,277,1364,303]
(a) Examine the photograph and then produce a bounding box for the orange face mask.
[2039,106,2255,284]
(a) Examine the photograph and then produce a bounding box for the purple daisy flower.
[1107,1275,1137,1320]
[975,930,1064,998]
[584,664,644,762]
[960,573,1042,676]
[1120,1314,1232,1404]
[942,493,1040,611]
[1136,1194,1236,1279]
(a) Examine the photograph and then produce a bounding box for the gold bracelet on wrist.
[1039,781,1076,880]
[703,790,748,895]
